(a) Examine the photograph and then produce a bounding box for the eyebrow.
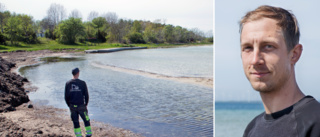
[241,36,279,45]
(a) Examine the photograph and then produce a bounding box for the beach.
[0,49,213,136]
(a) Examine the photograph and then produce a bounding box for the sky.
[0,0,213,34]
[216,0,320,101]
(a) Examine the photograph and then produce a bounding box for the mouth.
[250,72,270,78]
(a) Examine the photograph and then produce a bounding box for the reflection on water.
[20,46,213,137]
[39,56,84,62]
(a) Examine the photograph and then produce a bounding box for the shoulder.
[295,96,320,117]
[66,79,74,85]
[78,79,86,83]
[294,96,320,136]
[243,112,264,136]
[76,79,87,85]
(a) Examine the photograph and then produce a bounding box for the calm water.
[20,45,213,137]
[88,46,213,78]
[215,102,264,137]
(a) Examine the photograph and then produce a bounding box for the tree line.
[0,3,213,45]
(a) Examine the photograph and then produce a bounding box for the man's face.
[240,18,293,93]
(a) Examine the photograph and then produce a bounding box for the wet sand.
[0,103,142,137]
[92,62,213,88]
[1,50,76,73]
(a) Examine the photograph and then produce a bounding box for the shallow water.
[20,46,213,137]
[215,102,264,137]
[88,46,213,78]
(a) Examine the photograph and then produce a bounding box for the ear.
[290,44,303,64]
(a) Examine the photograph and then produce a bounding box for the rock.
[27,104,33,108]
[6,106,16,111]
[37,130,43,134]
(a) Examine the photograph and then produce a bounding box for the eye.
[266,45,273,49]
[242,45,253,52]
[264,44,276,51]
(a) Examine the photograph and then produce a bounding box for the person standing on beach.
[240,5,320,137]
[65,68,92,137]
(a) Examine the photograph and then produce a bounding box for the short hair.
[239,5,300,51]
[72,68,79,76]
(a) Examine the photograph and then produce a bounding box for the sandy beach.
[0,49,213,136]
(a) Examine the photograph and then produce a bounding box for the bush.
[21,33,38,44]
[45,29,56,40]
[0,32,6,45]
[127,32,145,44]
[96,31,106,43]
[205,37,214,43]
[55,18,85,44]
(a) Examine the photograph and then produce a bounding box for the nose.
[251,49,264,65]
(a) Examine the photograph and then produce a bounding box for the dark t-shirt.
[243,96,320,137]
[64,79,89,106]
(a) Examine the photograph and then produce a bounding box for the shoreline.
[0,103,142,137]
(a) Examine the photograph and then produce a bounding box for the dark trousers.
[70,105,91,128]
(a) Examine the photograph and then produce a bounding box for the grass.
[0,38,213,52]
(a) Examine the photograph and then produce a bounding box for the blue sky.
[215,0,320,101]
[0,0,213,33]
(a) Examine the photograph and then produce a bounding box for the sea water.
[215,102,264,137]
[20,45,213,137]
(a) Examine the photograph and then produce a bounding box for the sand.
[92,62,213,88]
[0,103,142,137]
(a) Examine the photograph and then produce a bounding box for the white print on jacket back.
[71,84,81,92]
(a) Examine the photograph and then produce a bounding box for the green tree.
[0,32,6,45]
[40,17,56,39]
[92,17,108,42]
[143,22,157,43]
[117,19,131,43]
[173,26,189,43]
[19,14,37,43]
[33,20,41,36]
[0,11,10,33]
[55,17,85,44]
[163,25,175,43]
[131,20,142,33]
[84,21,95,38]
[4,15,21,45]
[125,20,145,44]
[92,17,106,32]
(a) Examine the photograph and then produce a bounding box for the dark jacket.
[64,79,89,107]
[243,96,320,137]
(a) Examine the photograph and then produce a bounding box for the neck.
[260,74,304,114]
